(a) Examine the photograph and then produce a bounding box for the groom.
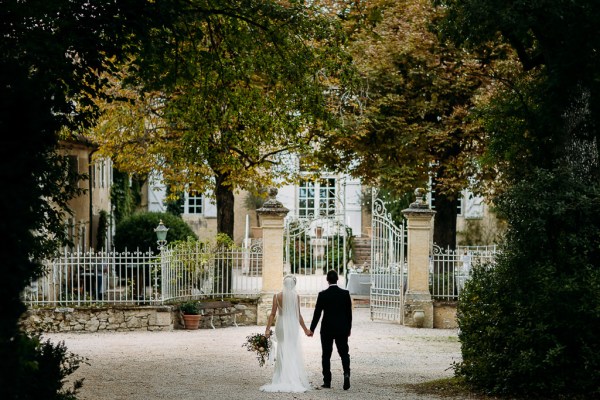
[309,270,353,390]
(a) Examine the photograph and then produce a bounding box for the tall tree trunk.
[214,173,234,294]
[433,192,458,250]
[215,173,235,238]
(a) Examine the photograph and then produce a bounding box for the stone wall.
[21,301,453,332]
[433,301,458,329]
[22,302,259,333]
[174,301,258,329]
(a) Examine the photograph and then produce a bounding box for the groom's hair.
[326,270,338,284]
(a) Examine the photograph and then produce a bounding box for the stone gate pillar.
[256,188,289,325]
[402,188,436,328]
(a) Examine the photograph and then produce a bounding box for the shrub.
[454,169,600,398]
[1,332,86,400]
[179,301,200,315]
[114,211,197,253]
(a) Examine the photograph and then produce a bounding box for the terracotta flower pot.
[182,314,201,330]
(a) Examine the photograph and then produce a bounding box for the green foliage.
[96,210,109,251]
[114,212,197,253]
[110,169,144,225]
[319,0,494,248]
[1,0,152,394]
[168,237,210,293]
[164,185,183,217]
[216,233,234,249]
[1,332,87,400]
[440,1,600,397]
[179,301,200,315]
[455,169,600,398]
[89,0,353,237]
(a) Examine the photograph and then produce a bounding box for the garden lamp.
[154,220,169,250]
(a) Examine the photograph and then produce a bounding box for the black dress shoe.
[320,383,331,389]
[343,374,350,390]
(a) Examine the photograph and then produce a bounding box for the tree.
[435,0,600,183]
[0,1,165,397]
[317,0,499,249]
[87,0,352,238]
[436,0,600,396]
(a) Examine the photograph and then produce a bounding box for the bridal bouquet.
[242,331,272,367]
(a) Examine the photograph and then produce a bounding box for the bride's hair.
[283,275,297,290]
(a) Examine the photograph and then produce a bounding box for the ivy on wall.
[110,168,143,224]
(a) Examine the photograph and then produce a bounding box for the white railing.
[160,240,263,302]
[430,245,498,300]
[24,248,159,307]
[23,241,263,307]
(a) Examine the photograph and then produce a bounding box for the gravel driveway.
[45,307,462,400]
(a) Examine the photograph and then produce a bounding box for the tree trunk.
[433,192,458,250]
[215,174,235,238]
[214,174,234,294]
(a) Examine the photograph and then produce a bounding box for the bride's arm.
[297,295,311,336]
[264,293,278,338]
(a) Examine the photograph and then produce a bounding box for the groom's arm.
[309,292,324,333]
[346,291,352,336]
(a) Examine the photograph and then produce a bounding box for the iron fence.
[430,245,498,300]
[24,248,159,307]
[160,239,263,302]
[23,241,263,307]
[23,240,498,306]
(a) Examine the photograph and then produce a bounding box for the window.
[298,178,337,217]
[67,155,79,186]
[184,192,203,215]
[99,158,106,188]
[319,178,337,216]
[298,180,315,217]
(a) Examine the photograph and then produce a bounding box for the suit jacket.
[310,284,352,336]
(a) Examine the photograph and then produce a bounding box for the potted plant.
[179,301,201,330]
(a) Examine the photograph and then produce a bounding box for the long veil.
[261,275,310,392]
[280,275,300,347]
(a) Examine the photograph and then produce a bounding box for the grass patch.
[404,377,501,399]
[405,377,595,400]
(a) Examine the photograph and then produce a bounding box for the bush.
[114,211,197,253]
[454,169,600,398]
[179,301,200,315]
[1,332,86,400]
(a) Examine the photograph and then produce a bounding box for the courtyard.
[45,307,462,400]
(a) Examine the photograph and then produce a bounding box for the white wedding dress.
[260,277,311,393]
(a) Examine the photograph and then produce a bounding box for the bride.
[260,275,312,393]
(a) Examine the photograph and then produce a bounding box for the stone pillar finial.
[409,187,429,209]
[256,186,288,217]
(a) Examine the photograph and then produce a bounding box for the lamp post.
[154,220,169,252]
[153,220,169,304]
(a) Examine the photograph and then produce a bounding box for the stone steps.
[352,237,371,268]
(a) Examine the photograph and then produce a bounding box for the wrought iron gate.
[284,216,351,301]
[369,194,406,323]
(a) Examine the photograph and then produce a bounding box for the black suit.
[310,284,352,385]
